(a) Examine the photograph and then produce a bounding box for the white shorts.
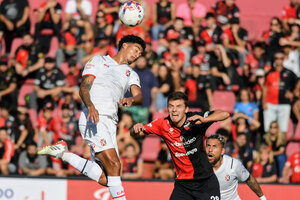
[78,108,118,160]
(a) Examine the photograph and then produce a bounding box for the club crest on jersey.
[225,174,230,181]
[184,121,190,130]
[126,70,131,77]
[100,139,107,147]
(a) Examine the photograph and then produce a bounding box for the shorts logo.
[225,174,230,181]
[100,139,107,147]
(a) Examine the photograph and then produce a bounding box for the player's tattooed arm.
[80,75,99,123]
[246,175,264,198]
[79,76,94,107]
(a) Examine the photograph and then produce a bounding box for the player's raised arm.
[119,85,143,108]
[79,75,99,123]
[187,110,230,125]
[246,175,267,200]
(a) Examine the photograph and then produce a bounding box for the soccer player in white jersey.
[205,134,267,200]
[38,35,145,200]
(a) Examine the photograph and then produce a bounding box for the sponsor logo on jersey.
[175,148,197,157]
[86,64,95,69]
[225,174,230,181]
[183,137,196,145]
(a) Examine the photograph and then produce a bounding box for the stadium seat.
[213,91,236,113]
[205,121,221,137]
[28,108,38,128]
[286,119,295,141]
[17,79,35,106]
[140,135,161,162]
[60,62,69,76]
[141,162,154,179]
[286,142,300,157]
[47,37,59,58]
[188,107,202,112]
[152,110,168,121]
[9,38,23,58]
[293,122,300,141]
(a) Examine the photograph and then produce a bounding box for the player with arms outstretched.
[38,35,145,200]
[132,91,229,200]
[205,134,267,200]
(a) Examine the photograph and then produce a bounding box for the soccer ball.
[119,1,144,27]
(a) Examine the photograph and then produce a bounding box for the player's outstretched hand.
[132,123,145,135]
[87,105,99,123]
[119,97,134,108]
[187,115,207,125]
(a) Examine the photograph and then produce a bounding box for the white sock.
[61,152,102,182]
[107,176,126,200]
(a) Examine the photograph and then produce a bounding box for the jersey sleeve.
[143,118,164,137]
[128,70,141,88]
[234,158,250,182]
[82,56,103,78]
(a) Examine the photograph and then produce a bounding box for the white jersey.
[81,55,141,121]
[214,155,250,200]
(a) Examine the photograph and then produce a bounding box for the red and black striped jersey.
[265,68,298,104]
[143,111,214,180]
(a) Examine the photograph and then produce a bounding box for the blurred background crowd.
[1,0,300,185]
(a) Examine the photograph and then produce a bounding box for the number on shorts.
[210,196,219,200]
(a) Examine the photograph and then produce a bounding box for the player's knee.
[107,159,121,171]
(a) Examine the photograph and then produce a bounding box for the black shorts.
[170,174,220,200]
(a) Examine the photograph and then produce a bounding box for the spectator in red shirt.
[14,33,45,81]
[222,18,248,67]
[161,39,184,91]
[280,145,300,183]
[0,127,14,175]
[121,143,143,179]
[262,51,298,134]
[116,24,145,46]
[211,0,240,26]
[37,102,55,146]
[158,17,194,69]
[250,144,277,183]
[198,12,223,52]
[282,0,299,32]
[245,42,268,73]
[56,19,93,67]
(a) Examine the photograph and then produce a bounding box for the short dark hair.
[205,12,215,20]
[0,127,8,132]
[175,17,184,21]
[167,92,188,107]
[27,141,38,148]
[253,42,265,50]
[206,134,226,147]
[118,35,146,51]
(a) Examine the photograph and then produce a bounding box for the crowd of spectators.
[1,0,300,184]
